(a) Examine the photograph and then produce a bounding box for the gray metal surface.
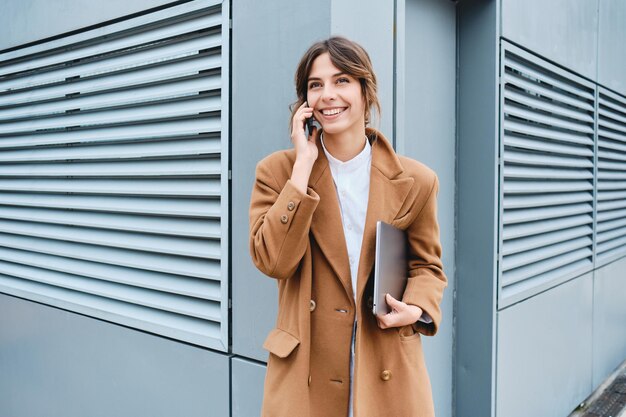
[396,1,457,416]
[598,0,626,97]
[456,1,500,416]
[231,0,331,361]
[596,87,626,266]
[501,0,599,81]
[592,256,626,388]
[0,0,230,350]
[496,272,593,417]
[0,293,230,417]
[0,0,175,51]
[498,41,596,307]
[231,357,266,417]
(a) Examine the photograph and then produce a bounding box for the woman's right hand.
[291,101,319,168]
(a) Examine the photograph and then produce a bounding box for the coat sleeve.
[249,158,320,280]
[401,174,447,336]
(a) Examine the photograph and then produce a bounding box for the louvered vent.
[0,0,229,350]
[597,88,626,265]
[498,42,595,307]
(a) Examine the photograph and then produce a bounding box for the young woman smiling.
[249,36,447,417]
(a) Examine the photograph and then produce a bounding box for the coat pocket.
[262,328,300,358]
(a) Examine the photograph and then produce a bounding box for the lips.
[318,107,347,120]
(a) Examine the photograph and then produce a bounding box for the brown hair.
[289,36,381,130]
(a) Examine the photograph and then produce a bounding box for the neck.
[322,126,367,162]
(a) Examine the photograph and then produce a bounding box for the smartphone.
[304,100,316,137]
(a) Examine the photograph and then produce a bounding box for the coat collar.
[308,127,414,305]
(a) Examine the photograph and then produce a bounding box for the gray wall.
[398,1,457,416]
[502,0,626,96]
[0,293,229,417]
[0,0,175,51]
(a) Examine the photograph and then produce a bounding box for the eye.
[308,81,321,89]
[337,77,350,84]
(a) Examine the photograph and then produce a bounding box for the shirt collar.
[320,132,371,173]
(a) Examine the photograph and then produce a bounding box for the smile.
[319,107,347,119]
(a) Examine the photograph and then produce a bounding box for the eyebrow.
[307,72,347,82]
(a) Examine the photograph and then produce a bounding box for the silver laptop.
[372,221,408,316]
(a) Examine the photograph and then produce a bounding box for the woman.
[249,36,447,417]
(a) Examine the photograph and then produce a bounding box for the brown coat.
[249,127,447,417]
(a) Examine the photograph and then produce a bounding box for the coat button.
[381,370,392,381]
[280,214,288,224]
[309,299,316,312]
[287,201,295,211]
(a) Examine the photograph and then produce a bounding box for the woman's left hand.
[375,293,423,329]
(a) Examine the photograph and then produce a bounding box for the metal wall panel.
[596,87,626,265]
[498,41,596,307]
[397,1,457,416]
[496,273,593,417]
[501,0,599,81]
[0,0,230,351]
[455,1,500,416]
[598,0,626,97]
[231,357,266,417]
[592,256,626,388]
[0,293,230,417]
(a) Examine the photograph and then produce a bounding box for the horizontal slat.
[0,193,220,217]
[0,118,220,150]
[598,181,626,191]
[504,53,595,102]
[503,148,593,168]
[599,105,626,126]
[598,190,626,202]
[598,149,626,163]
[0,233,220,280]
[597,208,626,223]
[0,219,219,259]
[597,225,626,244]
[597,234,626,255]
[0,48,220,106]
[503,191,591,209]
[503,203,592,224]
[598,170,626,180]
[502,214,592,240]
[504,101,594,135]
[0,178,220,196]
[504,179,593,193]
[502,236,592,272]
[0,275,222,346]
[0,74,221,122]
[0,261,220,320]
[597,199,626,213]
[503,71,594,112]
[599,93,626,115]
[0,158,221,177]
[0,136,221,163]
[504,129,593,155]
[0,206,220,238]
[598,129,626,144]
[504,86,594,124]
[501,247,591,287]
[504,164,593,180]
[501,225,592,256]
[0,11,221,79]
[0,246,220,300]
[599,118,626,136]
[0,95,220,135]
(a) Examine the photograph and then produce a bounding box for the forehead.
[308,53,343,79]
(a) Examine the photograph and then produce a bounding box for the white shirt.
[320,133,432,417]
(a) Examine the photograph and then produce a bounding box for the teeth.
[322,108,345,115]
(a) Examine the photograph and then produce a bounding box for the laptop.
[372,221,408,316]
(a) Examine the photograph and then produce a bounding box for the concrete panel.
[592,255,626,388]
[0,0,175,51]
[232,357,266,417]
[455,0,500,416]
[231,0,331,361]
[0,293,229,417]
[330,0,394,137]
[501,0,598,81]
[598,0,626,96]
[399,1,457,416]
[496,273,593,417]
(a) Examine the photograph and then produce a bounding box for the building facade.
[0,1,624,416]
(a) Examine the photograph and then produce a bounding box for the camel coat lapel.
[308,128,414,305]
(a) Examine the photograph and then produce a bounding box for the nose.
[320,83,337,102]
